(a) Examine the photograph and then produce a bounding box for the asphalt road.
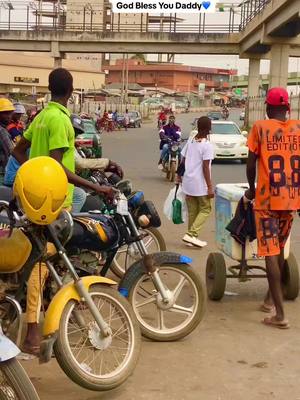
[25,110,300,400]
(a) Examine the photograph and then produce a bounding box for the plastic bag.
[163,185,187,224]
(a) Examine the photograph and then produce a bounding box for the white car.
[190,121,248,162]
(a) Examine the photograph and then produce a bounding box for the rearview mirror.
[241,131,248,137]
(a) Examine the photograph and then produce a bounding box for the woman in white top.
[179,116,214,248]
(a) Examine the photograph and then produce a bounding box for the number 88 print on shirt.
[247,120,300,211]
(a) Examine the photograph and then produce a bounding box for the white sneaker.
[182,234,207,248]
[158,164,163,170]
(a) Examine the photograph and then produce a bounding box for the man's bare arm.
[203,160,214,198]
[246,150,258,199]
[50,149,114,197]
[12,137,31,164]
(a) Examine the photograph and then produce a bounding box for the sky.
[3,0,300,75]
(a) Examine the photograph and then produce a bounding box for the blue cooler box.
[215,183,290,261]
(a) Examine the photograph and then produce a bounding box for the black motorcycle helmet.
[70,114,85,136]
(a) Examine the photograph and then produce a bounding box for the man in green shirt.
[13,68,114,355]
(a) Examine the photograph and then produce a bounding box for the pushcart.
[206,183,300,301]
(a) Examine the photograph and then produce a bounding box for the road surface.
[24,111,300,400]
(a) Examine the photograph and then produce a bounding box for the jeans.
[161,144,169,162]
[186,195,212,237]
[72,187,87,213]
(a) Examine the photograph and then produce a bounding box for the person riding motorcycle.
[158,114,181,169]
[157,108,167,128]
[7,103,26,142]
[222,105,229,120]
[71,114,123,178]
[0,99,15,185]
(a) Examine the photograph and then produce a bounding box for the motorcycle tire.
[111,227,166,278]
[54,284,141,391]
[0,358,40,400]
[127,263,206,341]
[169,162,176,182]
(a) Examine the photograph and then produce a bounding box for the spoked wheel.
[54,284,141,391]
[0,358,40,400]
[111,228,166,278]
[129,264,206,341]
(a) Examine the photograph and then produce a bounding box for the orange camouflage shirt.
[247,119,300,210]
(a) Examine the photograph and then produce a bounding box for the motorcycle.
[0,330,40,400]
[162,139,184,183]
[81,170,167,278]
[62,193,206,342]
[222,109,229,120]
[0,194,141,391]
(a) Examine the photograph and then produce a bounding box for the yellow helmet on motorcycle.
[0,98,15,113]
[13,156,68,225]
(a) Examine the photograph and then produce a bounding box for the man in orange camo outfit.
[246,87,300,329]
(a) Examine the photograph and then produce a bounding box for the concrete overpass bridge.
[0,0,299,93]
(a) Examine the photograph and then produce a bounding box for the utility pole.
[121,53,125,107]
[125,53,129,106]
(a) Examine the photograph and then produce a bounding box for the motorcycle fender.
[43,276,116,337]
[0,334,19,361]
[119,251,192,295]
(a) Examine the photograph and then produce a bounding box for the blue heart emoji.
[202,1,211,9]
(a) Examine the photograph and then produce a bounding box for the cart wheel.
[206,252,227,301]
[283,252,299,300]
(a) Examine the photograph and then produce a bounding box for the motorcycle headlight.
[171,145,179,152]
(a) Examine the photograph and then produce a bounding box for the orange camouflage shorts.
[255,210,294,257]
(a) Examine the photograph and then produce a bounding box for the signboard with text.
[14,77,39,84]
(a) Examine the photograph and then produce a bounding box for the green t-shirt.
[24,102,75,208]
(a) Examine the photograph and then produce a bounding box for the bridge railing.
[0,4,241,34]
[247,95,300,125]
[239,0,271,31]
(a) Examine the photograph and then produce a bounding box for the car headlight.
[171,145,179,151]
[130,119,134,123]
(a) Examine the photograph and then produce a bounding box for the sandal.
[262,316,290,330]
[260,304,275,313]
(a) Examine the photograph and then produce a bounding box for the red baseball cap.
[266,87,289,107]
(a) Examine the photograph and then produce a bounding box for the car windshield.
[129,112,137,118]
[212,124,241,135]
[209,112,222,117]
[83,120,97,134]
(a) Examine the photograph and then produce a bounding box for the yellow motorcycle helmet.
[13,156,68,225]
[0,98,15,113]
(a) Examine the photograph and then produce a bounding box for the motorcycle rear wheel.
[54,284,141,391]
[0,358,40,400]
[128,264,206,341]
[111,227,166,278]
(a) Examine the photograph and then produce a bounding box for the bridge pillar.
[269,44,289,88]
[248,58,261,97]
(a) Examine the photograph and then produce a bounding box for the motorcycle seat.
[0,186,13,202]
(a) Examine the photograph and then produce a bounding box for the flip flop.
[262,316,290,330]
[260,304,275,313]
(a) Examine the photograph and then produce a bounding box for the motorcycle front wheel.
[128,264,206,341]
[168,161,177,182]
[111,227,166,278]
[0,358,40,400]
[54,284,141,391]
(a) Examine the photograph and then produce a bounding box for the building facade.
[106,59,236,92]
[0,52,105,95]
